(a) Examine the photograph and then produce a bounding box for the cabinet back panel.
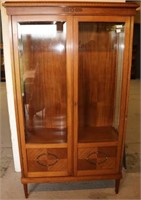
[78,22,124,127]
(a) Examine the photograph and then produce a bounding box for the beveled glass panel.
[18,22,67,144]
[78,22,125,143]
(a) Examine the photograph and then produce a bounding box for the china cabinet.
[3,1,137,198]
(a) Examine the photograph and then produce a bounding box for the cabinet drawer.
[26,148,68,173]
[78,146,117,172]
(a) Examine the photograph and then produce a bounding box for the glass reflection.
[18,22,67,144]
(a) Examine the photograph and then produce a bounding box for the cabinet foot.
[115,179,120,194]
[23,184,28,198]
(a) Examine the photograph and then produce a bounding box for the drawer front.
[26,148,68,174]
[78,146,117,174]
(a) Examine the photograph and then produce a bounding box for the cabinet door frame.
[73,16,133,175]
[11,15,73,177]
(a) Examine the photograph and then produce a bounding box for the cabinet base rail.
[22,173,122,198]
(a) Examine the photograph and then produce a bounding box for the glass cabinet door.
[74,18,127,174]
[15,18,73,175]
[17,21,68,144]
[77,21,125,143]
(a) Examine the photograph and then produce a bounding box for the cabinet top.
[3,1,138,16]
[3,1,137,7]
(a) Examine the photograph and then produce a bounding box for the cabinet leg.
[115,179,120,194]
[23,184,28,198]
[123,145,127,169]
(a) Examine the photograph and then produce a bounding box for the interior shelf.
[26,128,67,144]
[78,126,118,143]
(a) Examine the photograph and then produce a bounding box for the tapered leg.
[115,179,120,194]
[23,184,28,198]
[123,145,127,169]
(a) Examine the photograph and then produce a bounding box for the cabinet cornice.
[3,1,138,8]
[3,1,138,16]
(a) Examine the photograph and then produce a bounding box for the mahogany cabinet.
[3,1,137,198]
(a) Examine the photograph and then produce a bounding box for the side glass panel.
[18,22,67,144]
[78,22,125,143]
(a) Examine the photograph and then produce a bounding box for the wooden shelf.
[26,128,67,144]
[78,126,118,143]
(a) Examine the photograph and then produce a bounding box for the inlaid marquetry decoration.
[27,148,67,172]
[78,146,117,171]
